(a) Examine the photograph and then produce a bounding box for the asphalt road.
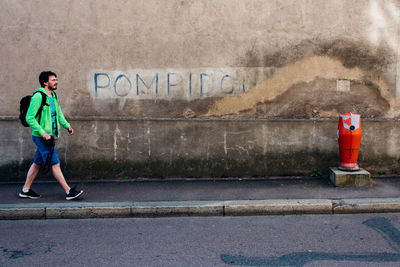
[2,214,400,266]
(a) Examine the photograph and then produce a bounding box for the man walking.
[19,71,83,200]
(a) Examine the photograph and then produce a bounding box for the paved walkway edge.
[2,198,400,220]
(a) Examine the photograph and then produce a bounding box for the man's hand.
[67,126,74,136]
[42,132,51,140]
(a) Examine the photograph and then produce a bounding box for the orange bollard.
[337,112,362,171]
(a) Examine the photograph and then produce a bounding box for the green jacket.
[26,87,70,137]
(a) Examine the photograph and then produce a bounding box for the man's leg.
[52,163,83,200]
[51,163,70,193]
[23,136,45,192]
[19,163,42,199]
[23,163,40,190]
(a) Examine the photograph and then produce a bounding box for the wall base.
[329,167,371,187]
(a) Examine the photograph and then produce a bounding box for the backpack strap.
[34,91,48,125]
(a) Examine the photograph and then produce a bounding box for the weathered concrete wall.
[1,0,400,179]
[2,119,400,180]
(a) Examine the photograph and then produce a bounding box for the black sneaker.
[19,189,41,199]
[66,187,83,200]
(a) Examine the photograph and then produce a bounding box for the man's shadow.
[221,217,400,266]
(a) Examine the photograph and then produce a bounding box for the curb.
[1,198,400,220]
[224,199,332,216]
[333,198,400,214]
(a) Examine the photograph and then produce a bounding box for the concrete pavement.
[1,176,400,219]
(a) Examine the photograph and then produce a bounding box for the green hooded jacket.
[25,87,70,137]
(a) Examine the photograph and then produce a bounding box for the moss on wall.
[0,150,341,181]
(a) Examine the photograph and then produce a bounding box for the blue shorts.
[32,136,60,166]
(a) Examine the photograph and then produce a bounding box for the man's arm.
[54,97,72,134]
[25,93,46,137]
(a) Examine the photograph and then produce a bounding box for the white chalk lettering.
[89,67,276,100]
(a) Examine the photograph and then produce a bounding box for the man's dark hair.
[39,71,57,87]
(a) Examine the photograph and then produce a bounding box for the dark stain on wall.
[316,39,394,74]
[239,39,395,72]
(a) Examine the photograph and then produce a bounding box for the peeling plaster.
[207,55,391,117]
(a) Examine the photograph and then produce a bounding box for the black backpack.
[19,91,55,127]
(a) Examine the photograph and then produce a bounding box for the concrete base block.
[329,167,371,187]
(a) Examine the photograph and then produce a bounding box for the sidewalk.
[1,176,400,219]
